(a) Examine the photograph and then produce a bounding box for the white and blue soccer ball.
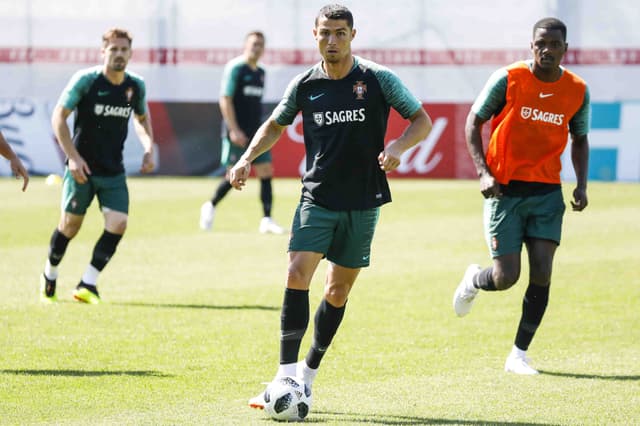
[264,376,312,421]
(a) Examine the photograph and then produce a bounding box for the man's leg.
[74,209,126,304]
[41,212,84,302]
[505,238,556,375]
[249,251,322,409]
[300,262,360,388]
[453,252,521,316]
[255,162,283,234]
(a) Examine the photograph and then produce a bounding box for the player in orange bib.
[453,17,590,375]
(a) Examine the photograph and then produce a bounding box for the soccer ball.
[264,376,312,421]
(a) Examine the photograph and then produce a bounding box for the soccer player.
[0,131,29,191]
[228,4,433,408]
[453,17,590,375]
[199,31,284,234]
[40,28,155,304]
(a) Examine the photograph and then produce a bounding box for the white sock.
[275,363,297,379]
[296,360,318,388]
[44,260,58,280]
[81,265,100,286]
[510,345,527,359]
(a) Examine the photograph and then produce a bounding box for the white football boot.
[505,349,540,375]
[259,217,284,234]
[453,264,482,317]
[199,201,215,231]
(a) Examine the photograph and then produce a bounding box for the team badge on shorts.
[491,236,499,251]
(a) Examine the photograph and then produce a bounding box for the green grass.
[0,177,638,425]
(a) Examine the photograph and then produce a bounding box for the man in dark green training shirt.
[40,28,155,304]
[199,31,284,234]
[229,4,433,411]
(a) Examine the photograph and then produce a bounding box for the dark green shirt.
[220,56,265,138]
[58,66,147,176]
[272,56,422,210]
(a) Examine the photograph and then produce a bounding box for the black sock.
[305,299,346,369]
[280,288,310,365]
[211,180,233,206]
[514,284,550,351]
[48,229,70,266]
[260,178,273,217]
[90,230,123,271]
[474,267,497,291]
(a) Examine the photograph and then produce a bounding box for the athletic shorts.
[289,199,380,268]
[220,136,272,167]
[483,189,565,258]
[61,168,129,215]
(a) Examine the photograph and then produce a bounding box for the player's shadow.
[112,302,278,311]
[307,411,559,425]
[0,369,172,377]
[539,370,640,381]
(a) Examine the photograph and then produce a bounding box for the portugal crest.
[94,104,104,116]
[313,112,324,127]
[353,81,367,100]
[520,106,532,119]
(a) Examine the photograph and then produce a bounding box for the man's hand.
[140,151,155,174]
[229,129,249,148]
[479,172,502,199]
[229,159,251,190]
[68,155,91,184]
[571,187,588,211]
[9,157,29,191]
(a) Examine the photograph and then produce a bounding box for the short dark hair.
[533,17,567,41]
[246,30,265,42]
[315,4,353,29]
[102,28,133,47]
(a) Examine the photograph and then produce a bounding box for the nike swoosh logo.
[308,93,325,101]
[97,90,110,96]
[539,92,554,98]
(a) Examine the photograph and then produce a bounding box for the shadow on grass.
[0,369,172,377]
[112,302,278,311]
[540,370,640,381]
[308,411,559,425]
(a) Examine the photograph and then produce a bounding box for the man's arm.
[229,118,286,190]
[570,133,589,211]
[379,107,432,171]
[219,95,248,147]
[133,112,155,174]
[51,104,91,183]
[465,111,501,198]
[0,131,29,191]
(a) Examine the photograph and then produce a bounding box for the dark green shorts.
[483,189,565,257]
[289,200,380,268]
[221,137,272,167]
[61,168,129,215]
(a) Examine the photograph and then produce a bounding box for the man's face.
[531,28,567,71]
[102,37,132,72]
[313,16,355,64]
[245,34,265,62]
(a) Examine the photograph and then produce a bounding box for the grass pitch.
[0,177,638,425]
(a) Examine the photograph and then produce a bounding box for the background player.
[40,28,155,304]
[199,31,284,234]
